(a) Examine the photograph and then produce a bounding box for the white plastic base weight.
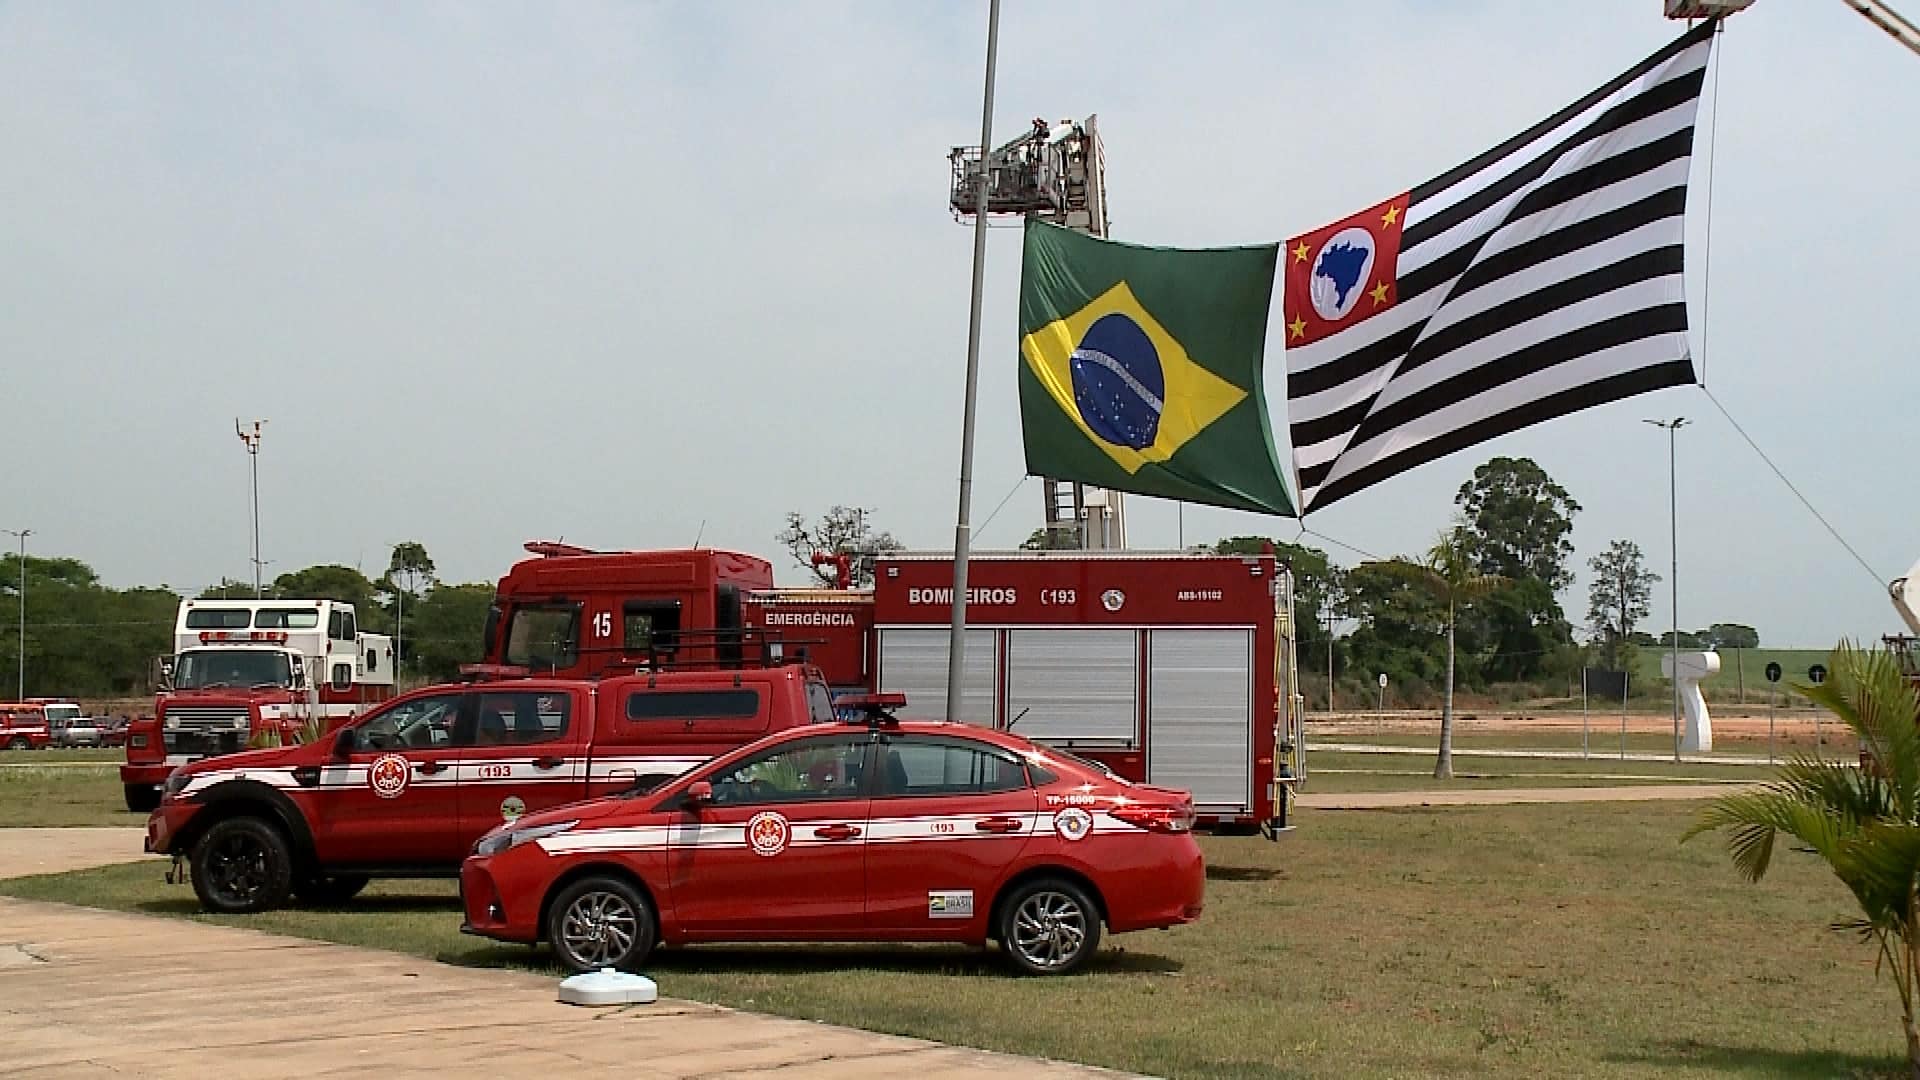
[558,967,658,1006]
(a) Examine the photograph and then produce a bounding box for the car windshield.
[44,704,80,725]
[172,649,293,690]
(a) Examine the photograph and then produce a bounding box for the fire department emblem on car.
[1100,589,1125,612]
[746,811,790,857]
[368,754,410,800]
[500,796,526,822]
[1055,807,1094,841]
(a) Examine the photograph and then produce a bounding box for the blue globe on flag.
[1070,313,1165,450]
[1310,226,1377,323]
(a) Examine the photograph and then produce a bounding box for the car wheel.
[997,878,1102,976]
[545,876,657,974]
[294,874,370,906]
[189,816,294,914]
[6,737,29,751]
[123,784,161,813]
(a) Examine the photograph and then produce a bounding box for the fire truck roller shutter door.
[1005,629,1138,747]
[876,629,995,725]
[1147,628,1253,812]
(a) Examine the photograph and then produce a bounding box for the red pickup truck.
[146,664,836,912]
[0,705,52,751]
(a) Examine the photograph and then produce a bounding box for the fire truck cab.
[485,542,1304,834]
[121,598,396,811]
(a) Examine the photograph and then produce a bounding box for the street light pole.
[236,420,266,599]
[4,529,30,700]
[1644,417,1689,762]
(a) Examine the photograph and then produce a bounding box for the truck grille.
[164,730,249,757]
[164,706,251,732]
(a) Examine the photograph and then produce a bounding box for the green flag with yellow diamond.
[1018,219,1294,516]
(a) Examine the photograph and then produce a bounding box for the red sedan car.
[461,710,1204,975]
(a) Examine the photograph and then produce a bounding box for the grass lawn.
[1303,751,1775,793]
[2,802,1900,1078]
[0,747,127,764]
[0,759,144,827]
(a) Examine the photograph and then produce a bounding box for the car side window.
[474,692,571,747]
[707,738,870,806]
[352,694,469,752]
[874,738,1029,798]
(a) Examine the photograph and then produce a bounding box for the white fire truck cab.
[121,599,396,810]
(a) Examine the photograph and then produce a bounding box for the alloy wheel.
[1009,889,1090,971]
[559,890,639,968]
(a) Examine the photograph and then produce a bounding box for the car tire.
[6,737,30,751]
[123,784,161,813]
[294,874,371,906]
[996,877,1102,976]
[189,816,294,914]
[545,875,657,974]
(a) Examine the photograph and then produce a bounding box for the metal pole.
[1646,417,1686,762]
[1768,685,1776,765]
[251,447,262,599]
[945,0,1000,725]
[1582,667,1589,759]
[8,530,28,700]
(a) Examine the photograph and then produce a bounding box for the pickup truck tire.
[123,784,161,813]
[996,877,1102,976]
[294,874,370,906]
[545,875,657,974]
[5,737,29,751]
[190,816,294,914]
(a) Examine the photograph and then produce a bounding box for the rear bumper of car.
[1101,836,1206,933]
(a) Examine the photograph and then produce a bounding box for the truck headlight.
[474,820,577,857]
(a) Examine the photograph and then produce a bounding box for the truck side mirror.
[330,728,355,761]
[683,780,713,809]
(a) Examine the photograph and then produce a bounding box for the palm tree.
[1371,531,1502,779]
[1685,642,1920,1077]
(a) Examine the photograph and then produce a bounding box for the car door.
[309,691,471,866]
[863,733,1040,932]
[457,688,589,843]
[666,734,873,938]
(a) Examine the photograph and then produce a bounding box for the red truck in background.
[480,542,1305,835]
[122,598,396,811]
[146,660,836,912]
[0,704,54,751]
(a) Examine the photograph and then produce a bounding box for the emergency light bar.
[197,631,292,644]
[837,693,908,726]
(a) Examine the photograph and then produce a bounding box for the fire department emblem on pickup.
[369,754,410,799]
[1055,807,1094,841]
[747,811,790,857]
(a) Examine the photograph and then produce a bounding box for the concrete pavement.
[0,831,1135,1079]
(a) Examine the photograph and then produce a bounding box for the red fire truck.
[121,598,397,811]
[482,543,1304,833]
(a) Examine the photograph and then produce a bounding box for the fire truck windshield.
[172,649,294,690]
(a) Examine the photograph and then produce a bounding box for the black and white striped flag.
[1282,19,1717,514]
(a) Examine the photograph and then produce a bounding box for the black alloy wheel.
[189,816,294,914]
[545,876,658,974]
[997,877,1102,976]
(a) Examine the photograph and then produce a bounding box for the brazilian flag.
[1018,220,1294,517]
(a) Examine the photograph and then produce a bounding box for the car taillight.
[1109,805,1194,834]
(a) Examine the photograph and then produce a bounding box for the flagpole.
[946,0,1000,724]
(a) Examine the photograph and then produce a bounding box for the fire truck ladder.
[950,115,1125,550]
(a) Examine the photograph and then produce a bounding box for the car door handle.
[415,761,447,775]
[976,817,1023,834]
[813,824,862,841]
[532,755,564,769]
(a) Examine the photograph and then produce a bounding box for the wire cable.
[1699,384,1886,590]
[973,474,1030,544]
[1697,19,1725,386]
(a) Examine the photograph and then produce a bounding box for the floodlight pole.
[1645,417,1688,762]
[945,0,1000,724]
[237,420,266,599]
[4,529,29,700]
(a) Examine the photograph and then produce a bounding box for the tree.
[405,582,494,681]
[1213,537,1344,649]
[1706,622,1761,650]
[776,507,903,587]
[1367,532,1504,780]
[1019,527,1079,551]
[268,565,387,632]
[1453,457,1582,591]
[1685,642,1920,1076]
[1466,577,1574,684]
[381,542,437,671]
[1586,540,1657,669]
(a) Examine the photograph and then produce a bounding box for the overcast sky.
[2,2,1913,647]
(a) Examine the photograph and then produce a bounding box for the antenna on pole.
[236,419,266,599]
